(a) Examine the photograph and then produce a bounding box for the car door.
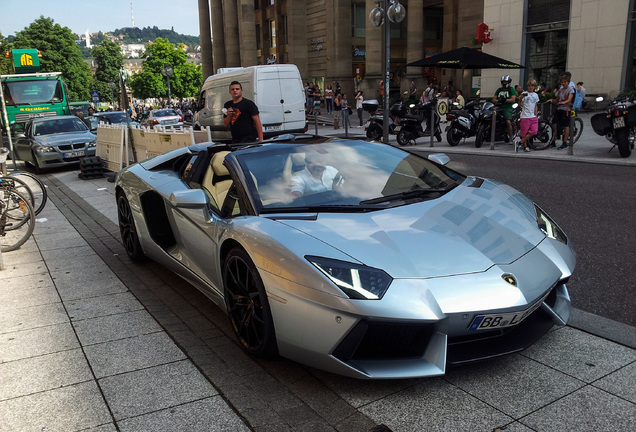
[14,121,34,163]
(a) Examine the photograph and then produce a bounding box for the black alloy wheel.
[366,124,383,141]
[223,247,277,357]
[117,192,145,261]
[446,127,462,146]
[396,130,416,146]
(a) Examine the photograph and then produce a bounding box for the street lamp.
[161,64,174,105]
[107,81,115,108]
[370,1,406,144]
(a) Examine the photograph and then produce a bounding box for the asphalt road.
[420,152,636,327]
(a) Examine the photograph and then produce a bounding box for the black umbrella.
[407,47,524,69]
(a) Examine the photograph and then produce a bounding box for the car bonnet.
[276,179,546,279]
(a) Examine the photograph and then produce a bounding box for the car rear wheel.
[117,192,145,261]
[223,246,277,358]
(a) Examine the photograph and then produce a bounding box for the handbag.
[347,107,352,115]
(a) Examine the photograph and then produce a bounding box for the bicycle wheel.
[7,171,47,215]
[528,120,553,150]
[1,190,35,252]
[571,117,584,143]
[0,176,35,214]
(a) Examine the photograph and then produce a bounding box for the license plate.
[468,296,545,331]
[265,125,282,131]
[63,151,85,159]
[613,116,626,129]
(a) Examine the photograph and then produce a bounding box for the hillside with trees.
[110,26,199,49]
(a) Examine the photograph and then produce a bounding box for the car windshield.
[154,109,177,117]
[33,118,89,135]
[3,79,63,105]
[236,140,466,213]
[100,112,127,123]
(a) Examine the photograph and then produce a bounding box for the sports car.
[115,135,575,379]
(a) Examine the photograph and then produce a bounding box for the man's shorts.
[502,106,514,120]
[554,109,570,128]
[520,117,538,137]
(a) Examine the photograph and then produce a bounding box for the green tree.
[11,16,93,101]
[130,37,202,100]
[92,40,124,104]
[0,33,13,75]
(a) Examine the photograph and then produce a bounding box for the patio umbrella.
[407,47,524,69]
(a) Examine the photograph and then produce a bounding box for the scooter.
[363,100,401,141]
[591,95,636,158]
[445,99,482,146]
[474,101,511,148]
[394,98,442,146]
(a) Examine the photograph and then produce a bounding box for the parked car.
[92,111,141,128]
[14,115,96,172]
[115,136,575,379]
[143,108,183,128]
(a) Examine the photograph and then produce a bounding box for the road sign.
[91,90,99,103]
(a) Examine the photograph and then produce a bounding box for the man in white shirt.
[290,154,338,198]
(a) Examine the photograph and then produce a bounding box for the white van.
[193,64,307,141]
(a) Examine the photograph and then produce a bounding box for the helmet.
[501,75,512,87]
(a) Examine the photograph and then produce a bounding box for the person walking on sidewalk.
[548,75,574,149]
[355,91,364,127]
[516,79,540,153]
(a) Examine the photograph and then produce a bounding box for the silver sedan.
[14,115,96,173]
[143,108,183,128]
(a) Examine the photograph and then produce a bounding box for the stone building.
[198,0,636,100]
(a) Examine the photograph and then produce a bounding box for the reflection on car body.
[115,135,575,379]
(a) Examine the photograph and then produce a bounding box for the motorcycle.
[591,95,636,158]
[364,100,401,141]
[445,99,482,146]
[394,98,442,146]
[474,101,512,148]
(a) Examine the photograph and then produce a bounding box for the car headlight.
[34,145,54,153]
[87,141,97,148]
[535,204,567,244]
[306,256,392,300]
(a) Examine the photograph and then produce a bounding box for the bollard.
[429,104,435,147]
[344,109,349,137]
[568,109,575,155]
[314,112,319,135]
[489,106,497,150]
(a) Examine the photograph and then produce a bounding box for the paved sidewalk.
[1,120,635,431]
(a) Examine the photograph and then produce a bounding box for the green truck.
[1,49,71,146]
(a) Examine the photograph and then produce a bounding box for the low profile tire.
[223,246,277,358]
[475,123,489,148]
[117,192,145,261]
[446,127,462,146]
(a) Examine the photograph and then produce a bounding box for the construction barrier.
[95,123,212,172]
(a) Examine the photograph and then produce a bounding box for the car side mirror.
[169,189,208,209]
[427,153,450,166]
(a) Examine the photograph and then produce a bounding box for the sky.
[0,0,201,37]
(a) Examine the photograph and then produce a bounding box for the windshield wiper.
[360,183,458,205]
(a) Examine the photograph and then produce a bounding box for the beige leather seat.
[201,150,232,208]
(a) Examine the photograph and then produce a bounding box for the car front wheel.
[223,247,277,358]
[117,192,145,261]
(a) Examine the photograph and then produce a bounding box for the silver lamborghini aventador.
[115,135,575,379]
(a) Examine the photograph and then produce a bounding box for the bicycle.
[0,148,48,215]
[531,102,583,150]
[1,189,35,252]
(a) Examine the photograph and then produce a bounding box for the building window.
[352,3,366,38]
[524,0,571,89]
[424,6,443,41]
[256,24,261,51]
[283,15,288,45]
[269,19,276,49]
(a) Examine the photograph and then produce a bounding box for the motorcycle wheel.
[366,124,383,141]
[615,127,632,157]
[528,120,553,150]
[396,130,416,146]
[446,126,462,146]
[475,123,489,148]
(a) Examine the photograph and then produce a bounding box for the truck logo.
[20,53,34,67]
[28,113,46,119]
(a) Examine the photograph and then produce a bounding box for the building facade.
[199,0,636,99]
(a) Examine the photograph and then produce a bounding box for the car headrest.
[211,150,231,176]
